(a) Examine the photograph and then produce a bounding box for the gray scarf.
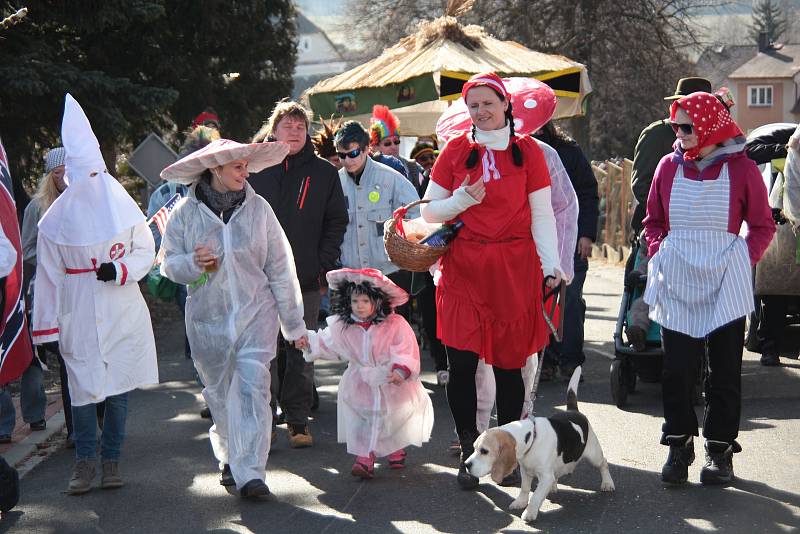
[197,176,245,214]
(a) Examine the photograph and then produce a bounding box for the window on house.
[748,85,773,107]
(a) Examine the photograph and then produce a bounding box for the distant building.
[728,41,800,132]
[696,35,799,133]
[293,11,347,100]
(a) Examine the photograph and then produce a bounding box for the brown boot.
[100,460,124,489]
[67,460,96,495]
[288,424,313,448]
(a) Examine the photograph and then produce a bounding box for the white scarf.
[468,122,511,182]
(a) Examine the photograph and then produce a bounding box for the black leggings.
[445,346,524,436]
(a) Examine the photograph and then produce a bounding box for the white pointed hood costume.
[32,94,158,406]
[38,94,146,247]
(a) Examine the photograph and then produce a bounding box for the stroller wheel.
[610,359,628,408]
[625,364,637,393]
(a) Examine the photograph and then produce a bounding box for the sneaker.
[760,353,781,367]
[100,460,124,489]
[288,425,313,448]
[436,370,450,386]
[700,441,734,485]
[661,435,694,485]
[239,479,270,499]
[351,454,375,479]
[220,464,235,487]
[30,420,46,431]
[199,406,212,419]
[387,449,406,469]
[67,459,96,495]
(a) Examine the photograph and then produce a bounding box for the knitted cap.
[44,147,66,174]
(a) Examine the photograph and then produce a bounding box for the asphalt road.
[3,262,799,533]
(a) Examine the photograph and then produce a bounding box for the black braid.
[466,124,480,169]
[507,102,523,166]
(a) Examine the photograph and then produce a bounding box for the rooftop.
[728,44,800,79]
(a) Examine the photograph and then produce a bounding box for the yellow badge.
[368,191,380,203]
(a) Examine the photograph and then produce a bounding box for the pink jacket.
[643,147,775,265]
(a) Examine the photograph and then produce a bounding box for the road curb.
[5,410,66,476]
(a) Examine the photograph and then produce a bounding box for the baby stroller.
[611,236,704,408]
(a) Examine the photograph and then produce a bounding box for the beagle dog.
[464,358,615,522]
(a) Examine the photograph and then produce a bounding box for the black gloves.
[96,262,117,282]
[772,208,788,225]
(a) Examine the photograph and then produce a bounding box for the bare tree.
[346,0,723,159]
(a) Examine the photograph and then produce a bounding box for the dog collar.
[521,420,537,456]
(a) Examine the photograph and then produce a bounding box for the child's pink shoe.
[387,449,406,469]
[351,454,375,479]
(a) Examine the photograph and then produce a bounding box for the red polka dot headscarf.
[669,91,743,161]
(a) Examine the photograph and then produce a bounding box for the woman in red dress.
[421,73,562,489]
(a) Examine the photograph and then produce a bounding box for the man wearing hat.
[630,77,713,233]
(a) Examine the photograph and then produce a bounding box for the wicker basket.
[383,199,449,272]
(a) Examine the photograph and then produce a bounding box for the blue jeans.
[543,254,588,369]
[0,362,47,435]
[72,392,128,461]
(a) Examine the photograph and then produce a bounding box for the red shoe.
[351,455,375,479]
[387,449,406,469]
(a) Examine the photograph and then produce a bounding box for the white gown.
[160,183,306,489]
[31,222,158,406]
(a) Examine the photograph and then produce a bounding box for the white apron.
[32,222,159,405]
[644,163,753,337]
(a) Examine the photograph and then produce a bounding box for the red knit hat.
[670,92,743,161]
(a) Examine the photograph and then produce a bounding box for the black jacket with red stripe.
[249,137,348,291]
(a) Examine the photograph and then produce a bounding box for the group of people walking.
[8,69,787,502]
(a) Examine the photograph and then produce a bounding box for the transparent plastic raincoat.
[306,314,434,458]
[160,183,306,488]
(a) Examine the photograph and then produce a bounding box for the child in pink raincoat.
[304,268,434,479]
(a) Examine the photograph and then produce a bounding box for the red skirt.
[435,234,550,369]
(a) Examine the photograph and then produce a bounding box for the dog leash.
[527,280,566,420]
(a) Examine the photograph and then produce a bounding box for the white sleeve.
[160,203,205,285]
[419,180,480,223]
[529,187,561,278]
[31,234,62,344]
[113,222,156,285]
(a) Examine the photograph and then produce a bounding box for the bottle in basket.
[420,221,464,247]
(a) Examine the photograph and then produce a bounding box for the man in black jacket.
[249,101,348,448]
[534,123,599,379]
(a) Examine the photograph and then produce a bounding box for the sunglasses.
[669,122,694,135]
[381,139,401,147]
[416,154,436,163]
[336,148,363,160]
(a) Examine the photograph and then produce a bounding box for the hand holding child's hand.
[293,335,309,351]
[387,371,405,385]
